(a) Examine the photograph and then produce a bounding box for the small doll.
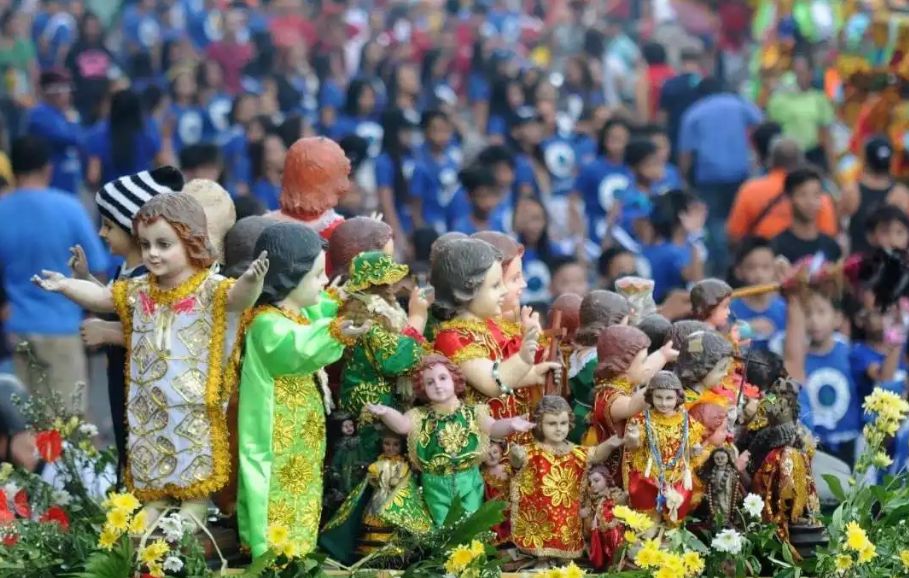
[273,137,351,247]
[320,429,433,564]
[34,192,270,526]
[510,395,624,561]
[230,222,369,558]
[472,231,527,323]
[482,441,512,545]
[432,239,559,445]
[623,371,706,525]
[696,446,745,530]
[223,216,272,279]
[745,378,820,555]
[586,325,677,448]
[569,290,631,444]
[328,217,395,279]
[327,412,370,508]
[338,251,430,453]
[366,354,535,526]
[585,466,627,571]
[184,178,237,266]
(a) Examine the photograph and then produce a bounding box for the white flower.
[51,489,72,506]
[742,493,764,519]
[163,556,184,572]
[711,528,744,555]
[78,423,99,438]
[2,482,19,500]
[158,514,185,543]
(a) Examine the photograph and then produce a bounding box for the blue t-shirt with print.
[541,135,579,198]
[168,104,212,152]
[513,154,540,197]
[26,103,83,195]
[642,242,690,303]
[330,115,385,158]
[798,340,861,446]
[849,342,908,408]
[730,296,787,351]
[410,145,462,233]
[573,158,631,244]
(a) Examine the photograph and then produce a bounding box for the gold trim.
[329,317,356,347]
[345,255,409,293]
[146,269,210,306]
[124,276,235,502]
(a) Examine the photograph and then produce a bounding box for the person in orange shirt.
[727,137,838,244]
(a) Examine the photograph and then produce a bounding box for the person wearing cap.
[26,69,83,196]
[76,166,184,479]
[0,136,106,412]
[841,136,909,255]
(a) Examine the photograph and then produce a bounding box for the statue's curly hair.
[411,353,467,401]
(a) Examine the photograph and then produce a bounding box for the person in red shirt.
[636,42,675,123]
[205,4,255,95]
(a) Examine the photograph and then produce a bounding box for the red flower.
[13,490,29,518]
[0,490,12,525]
[172,296,196,314]
[141,574,155,578]
[2,532,18,546]
[40,506,69,530]
[35,430,62,463]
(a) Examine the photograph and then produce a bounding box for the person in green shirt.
[767,54,837,172]
[0,11,37,102]
[232,222,368,559]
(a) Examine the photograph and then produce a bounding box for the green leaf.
[66,547,130,578]
[822,474,847,503]
[446,500,505,548]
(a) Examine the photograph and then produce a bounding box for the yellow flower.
[267,524,290,550]
[634,538,663,569]
[844,521,871,552]
[655,554,687,578]
[444,544,476,574]
[624,530,638,543]
[0,462,13,482]
[469,539,485,558]
[682,551,705,576]
[562,562,585,578]
[893,550,909,568]
[856,543,876,564]
[98,526,119,551]
[138,540,170,565]
[107,492,141,514]
[106,508,130,532]
[129,510,148,534]
[613,505,654,533]
[281,541,298,559]
[834,554,853,572]
[872,452,894,468]
[146,561,164,578]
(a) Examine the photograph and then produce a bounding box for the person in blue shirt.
[487,77,525,143]
[641,124,684,194]
[376,108,420,253]
[616,138,668,236]
[32,1,75,70]
[513,196,569,304]
[678,78,763,276]
[220,92,259,196]
[849,308,908,402]
[121,0,163,56]
[572,118,631,246]
[167,68,213,154]
[26,70,83,195]
[508,107,544,198]
[85,89,163,189]
[730,238,787,351]
[476,144,520,219]
[248,132,286,211]
[0,136,106,412]
[419,48,456,111]
[787,290,861,467]
[639,189,706,303]
[449,164,508,234]
[410,110,462,234]
[331,78,384,158]
[316,77,345,138]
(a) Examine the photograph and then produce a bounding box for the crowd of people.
[0,0,907,479]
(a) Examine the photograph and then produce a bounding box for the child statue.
[230,222,369,558]
[338,251,430,453]
[676,330,737,446]
[696,446,745,530]
[320,429,433,564]
[585,466,627,571]
[327,217,394,281]
[569,290,632,444]
[367,354,535,526]
[431,238,559,444]
[33,192,269,526]
[510,395,624,562]
[549,292,582,398]
[327,412,370,506]
[481,441,512,545]
[623,371,706,525]
[690,278,733,331]
[586,325,677,447]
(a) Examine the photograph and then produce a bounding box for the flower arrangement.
[812,387,909,578]
[441,539,496,577]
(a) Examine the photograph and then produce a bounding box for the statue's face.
[589,471,607,494]
[485,444,503,466]
[288,251,328,307]
[540,411,571,444]
[713,450,729,468]
[382,436,402,457]
[702,356,733,389]
[421,363,457,404]
[341,420,355,436]
[707,297,731,329]
[466,261,507,319]
[501,256,526,315]
[651,388,678,415]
